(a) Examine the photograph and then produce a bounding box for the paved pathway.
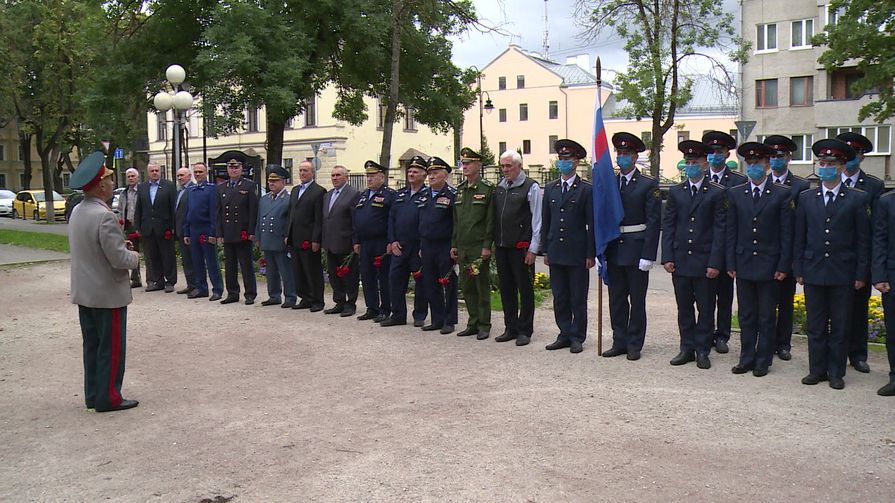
[0,243,68,266]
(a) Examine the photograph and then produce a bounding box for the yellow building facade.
[0,121,45,191]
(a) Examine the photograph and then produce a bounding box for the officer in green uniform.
[451,147,496,340]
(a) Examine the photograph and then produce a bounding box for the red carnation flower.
[336,265,350,278]
[411,270,423,280]
[437,277,450,286]
[240,230,248,241]
[515,241,530,250]
[198,234,207,245]
[127,232,140,240]
[118,219,125,226]
[372,255,383,268]
[301,240,311,250]
[164,229,172,240]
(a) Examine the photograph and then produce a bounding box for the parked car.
[65,190,84,221]
[111,187,125,215]
[0,189,16,217]
[12,190,67,221]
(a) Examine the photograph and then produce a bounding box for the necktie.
[712,174,720,184]
[691,185,698,197]
[845,178,852,187]
[753,187,761,203]
[562,183,568,196]
[620,176,628,192]
[826,191,835,206]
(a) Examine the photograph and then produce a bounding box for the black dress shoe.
[373,314,389,323]
[413,320,425,327]
[130,282,142,289]
[626,350,641,361]
[96,399,139,412]
[176,287,192,294]
[516,335,531,346]
[145,284,163,292]
[440,324,455,334]
[777,349,792,361]
[380,318,406,327]
[714,340,729,354]
[696,354,711,369]
[220,296,238,304]
[209,294,222,301]
[601,347,627,358]
[457,327,478,337]
[187,291,207,299]
[340,308,356,317]
[244,298,255,305]
[324,305,344,314]
[801,374,828,385]
[495,332,517,342]
[878,381,895,396]
[281,302,295,309]
[752,368,768,377]
[476,331,490,340]
[670,351,695,366]
[357,310,377,321]
[829,377,845,390]
[570,341,584,353]
[261,299,281,306]
[309,304,324,313]
[295,301,312,310]
[421,324,443,331]
[164,285,175,293]
[731,364,753,374]
[851,360,871,373]
[546,338,571,350]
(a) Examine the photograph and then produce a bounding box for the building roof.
[606,75,738,118]
[525,53,598,87]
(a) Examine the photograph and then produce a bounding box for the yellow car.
[12,190,67,221]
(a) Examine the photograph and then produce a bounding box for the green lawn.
[489,289,549,311]
[0,229,70,253]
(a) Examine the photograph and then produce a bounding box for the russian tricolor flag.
[591,83,624,285]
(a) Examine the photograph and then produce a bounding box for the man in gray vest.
[493,150,542,346]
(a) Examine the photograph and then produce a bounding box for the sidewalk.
[0,216,69,236]
[0,243,68,265]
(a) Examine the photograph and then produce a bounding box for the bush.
[792,293,886,344]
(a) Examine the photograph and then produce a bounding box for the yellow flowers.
[534,272,551,290]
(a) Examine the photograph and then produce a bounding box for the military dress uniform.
[725,143,793,376]
[354,160,396,322]
[453,147,496,339]
[838,132,884,373]
[662,140,727,368]
[383,156,429,327]
[419,157,458,332]
[541,139,595,353]
[604,133,661,359]
[703,131,747,353]
[764,135,810,359]
[794,139,870,389]
[257,166,297,307]
[183,179,224,299]
[870,191,895,396]
[216,166,259,304]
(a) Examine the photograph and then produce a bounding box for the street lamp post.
[470,66,495,158]
[153,64,194,181]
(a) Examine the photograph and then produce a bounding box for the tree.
[576,0,748,177]
[815,1,895,122]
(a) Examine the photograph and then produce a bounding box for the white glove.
[638,259,653,272]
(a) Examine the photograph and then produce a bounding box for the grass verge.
[0,229,70,253]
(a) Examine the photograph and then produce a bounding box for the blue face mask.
[683,163,703,179]
[746,164,766,181]
[616,155,634,170]
[817,166,839,182]
[845,158,860,173]
[769,157,787,172]
[556,159,575,174]
[707,153,726,167]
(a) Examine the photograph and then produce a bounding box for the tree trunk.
[378,0,404,172]
[19,130,33,189]
[266,113,285,166]
[52,145,64,193]
[38,146,56,222]
[649,119,663,178]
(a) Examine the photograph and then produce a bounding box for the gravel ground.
[0,261,892,503]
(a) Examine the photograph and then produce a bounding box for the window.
[522,140,531,155]
[62,173,71,188]
[19,173,26,188]
[790,76,814,106]
[0,174,5,188]
[641,132,652,145]
[18,143,25,161]
[517,75,525,89]
[756,23,777,52]
[519,103,528,121]
[377,98,387,129]
[549,135,558,154]
[829,68,871,100]
[549,101,558,120]
[283,158,293,182]
[498,77,506,90]
[826,126,891,154]
[790,134,814,161]
[791,19,814,48]
[756,79,778,108]
[498,108,507,122]
[156,112,167,141]
[729,129,739,140]
[403,108,417,131]
[826,6,841,26]
[677,131,690,143]
[304,96,316,127]
[498,141,507,154]
[0,145,5,160]
[246,107,260,132]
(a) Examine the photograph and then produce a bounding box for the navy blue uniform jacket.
[661,180,727,277]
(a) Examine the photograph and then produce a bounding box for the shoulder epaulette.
[448,186,457,194]
[638,171,655,179]
[709,181,725,189]
[579,178,592,185]
[481,178,494,187]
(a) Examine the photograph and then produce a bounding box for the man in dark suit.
[119,168,143,288]
[726,142,793,377]
[837,132,884,374]
[353,160,396,322]
[382,155,429,328]
[602,132,661,361]
[174,166,196,295]
[322,165,360,317]
[134,162,178,292]
[662,140,727,369]
[258,165,297,308]
[870,190,895,396]
[794,139,871,390]
[541,139,595,354]
[419,157,458,334]
[183,162,224,300]
[763,135,810,361]
[216,158,259,305]
[287,160,326,311]
[702,131,747,354]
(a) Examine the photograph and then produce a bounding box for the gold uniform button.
[687,239,693,244]
[824,252,830,258]
[560,208,565,213]
[619,239,624,244]
[825,241,830,246]
[560,218,564,223]
[752,239,758,244]
[690,217,696,222]
[688,229,694,233]
[687,250,693,255]
[753,251,758,256]
[825,229,830,234]
[752,228,757,233]
[559,237,565,242]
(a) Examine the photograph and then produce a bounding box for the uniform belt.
[619,224,647,233]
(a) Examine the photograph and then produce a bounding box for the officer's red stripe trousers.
[108,308,123,406]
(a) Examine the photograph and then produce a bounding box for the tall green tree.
[576,0,748,176]
[815,1,895,122]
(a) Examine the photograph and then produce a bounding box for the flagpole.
[595,57,604,357]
